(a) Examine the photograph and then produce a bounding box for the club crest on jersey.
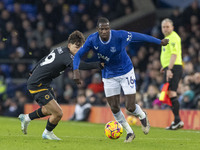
[110,47,116,53]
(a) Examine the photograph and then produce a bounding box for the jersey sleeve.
[169,37,178,55]
[73,35,93,70]
[131,31,161,44]
[120,30,161,45]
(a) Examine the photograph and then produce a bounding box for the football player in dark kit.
[18,31,103,140]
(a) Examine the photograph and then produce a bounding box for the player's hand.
[166,69,173,82]
[73,69,81,84]
[161,39,169,46]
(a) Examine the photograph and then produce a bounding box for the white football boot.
[42,131,61,140]
[124,133,135,143]
[140,112,150,135]
[18,114,30,134]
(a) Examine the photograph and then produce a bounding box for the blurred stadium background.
[0,0,200,129]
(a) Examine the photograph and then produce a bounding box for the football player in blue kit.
[73,17,169,142]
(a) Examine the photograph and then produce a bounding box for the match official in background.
[69,94,91,121]
[160,18,184,130]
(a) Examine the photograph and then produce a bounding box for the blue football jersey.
[73,30,161,78]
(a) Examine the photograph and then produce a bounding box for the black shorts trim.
[29,86,56,106]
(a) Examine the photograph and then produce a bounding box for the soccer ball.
[104,121,123,139]
[127,115,137,125]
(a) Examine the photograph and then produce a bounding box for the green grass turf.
[0,116,199,150]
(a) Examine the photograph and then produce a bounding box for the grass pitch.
[0,117,199,150]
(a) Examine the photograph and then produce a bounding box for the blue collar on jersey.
[99,30,112,44]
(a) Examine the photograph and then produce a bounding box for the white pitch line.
[179,130,200,134]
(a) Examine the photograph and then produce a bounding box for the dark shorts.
[28,85,56,106]
[164,65,182,91]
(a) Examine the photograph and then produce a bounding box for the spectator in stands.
[0,72,7,103]
[69,93,91,121]
[53,23,68,44]
[11,63,29,78]
[0,1,4,13]
[87,73,104,94]
[77,13,90,32]
[40,37,53,57]
[169,7,183,31]
[25,39,41,60]
[32,21,51,48]
[62,14,76,35]
[3,97,19,117]
[0,10,11,31]
[14,90,28,113]
[101,3,116,21]
[0,41,8,58]
[85,88,99,105]
[85,19,95,31]
[61,83,75,104]
[179,85,195,109]
[43,3,57,30]
[135,92,144,108]
[143,84,159,108]
[7,37,21,59]
[183,62,194,76]
[182,0,200,25]
[184,72,200,99]
[152,98,162,109]
[116,0,134,17]
[89,0,102,20]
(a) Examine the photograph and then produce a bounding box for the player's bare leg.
[42,99,63,140]
[125,94,150,135]
[107,95,135,143]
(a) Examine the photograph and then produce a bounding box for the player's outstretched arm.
[130,31,162,45]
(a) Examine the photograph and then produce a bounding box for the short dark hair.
[97,17,109,27]
[67,30,85,47]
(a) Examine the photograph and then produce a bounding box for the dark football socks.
[46,119,57,131]
[29,108,46,120]
[170,97,181,123]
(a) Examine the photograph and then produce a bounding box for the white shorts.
[102,68,136,97]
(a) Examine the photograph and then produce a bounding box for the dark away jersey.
[27,47,100,88]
